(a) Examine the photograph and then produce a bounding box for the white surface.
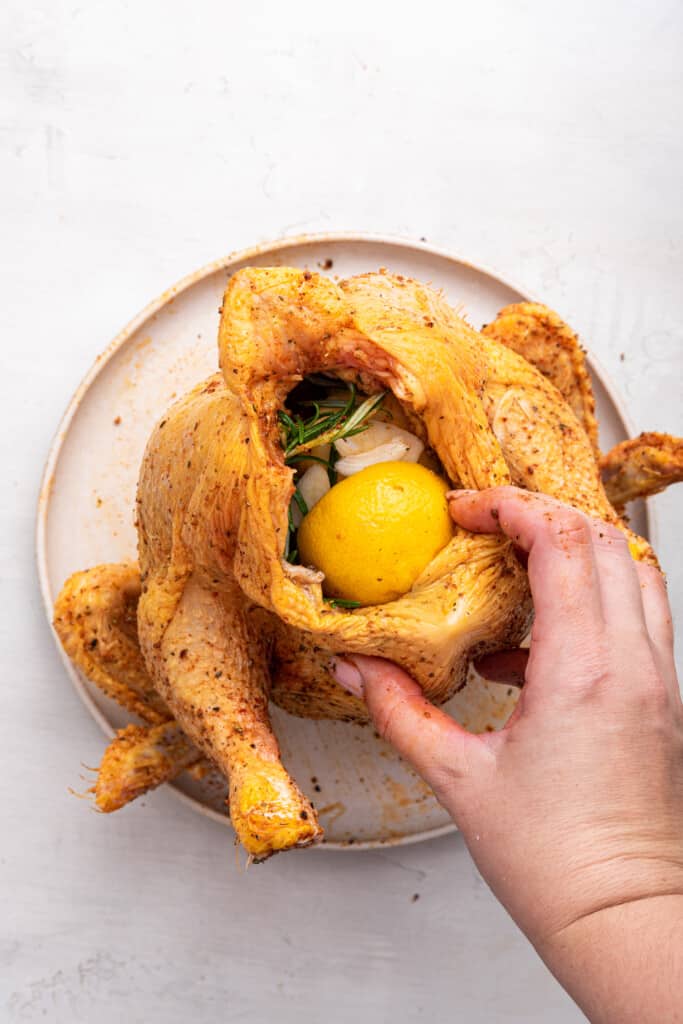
[2,2,682,1022]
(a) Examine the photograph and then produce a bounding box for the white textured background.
[2,2,681,1021]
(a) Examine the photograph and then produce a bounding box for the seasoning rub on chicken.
[53,268,682,860]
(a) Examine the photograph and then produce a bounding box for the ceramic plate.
[37,234,650,851]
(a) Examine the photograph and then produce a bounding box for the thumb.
[332,655,493,806]
[474,648,529,687]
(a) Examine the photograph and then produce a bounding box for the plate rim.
[35,231,653,852]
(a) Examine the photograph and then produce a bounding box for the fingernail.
[446,489,477,501]
[330,657,364,698]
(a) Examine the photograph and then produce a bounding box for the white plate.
[37,233,650,851]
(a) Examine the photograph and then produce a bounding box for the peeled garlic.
[291,463,331,527]
[335,440,410,476]
[334,421,424,474]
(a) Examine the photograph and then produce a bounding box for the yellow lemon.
[297,461,454,606]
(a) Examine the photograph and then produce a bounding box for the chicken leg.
[142,574,321,859]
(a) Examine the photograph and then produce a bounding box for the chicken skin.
[54,268,680,860]
[600,432,683,510]
[482,301,600,455]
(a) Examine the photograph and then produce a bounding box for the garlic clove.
[335,421,394,456]
[335,440,410,476]
[335,421,424,463]
[397,430,425,463]
[291,463,331,527]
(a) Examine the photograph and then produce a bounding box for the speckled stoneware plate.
[37,234,651,851]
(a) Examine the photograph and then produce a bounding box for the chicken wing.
[54,563,168,724]
[601,432,683,509]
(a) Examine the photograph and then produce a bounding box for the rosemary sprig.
[327,444,340,486]
[278,384,355,457]
[291,489,309,519]
[324,596,362,609]
[292,391,387,457]
[280,377,387,569]
[279,385,387,460]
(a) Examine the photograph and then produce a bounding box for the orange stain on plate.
[317,801,347,825]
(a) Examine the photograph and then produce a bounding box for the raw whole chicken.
[53,268,682,860]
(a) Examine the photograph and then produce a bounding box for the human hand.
[333,487,683,1022]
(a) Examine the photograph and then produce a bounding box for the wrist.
[536,894,683,1024]
[503,834,683,950]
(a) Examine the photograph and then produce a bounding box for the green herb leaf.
[292,489,309,519]
[327,444,340,486]
[282,384,386,460]
[280,377,387,562]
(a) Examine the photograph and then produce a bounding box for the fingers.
[449,487,653,629]
[331,655,493,807]
[474,648,529,687]
[586,520,647,626]
[449,487,664,634]
[449,487,676,702]
[634,562,678,695]
[448,487,604,639]
[635,563,674,653]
